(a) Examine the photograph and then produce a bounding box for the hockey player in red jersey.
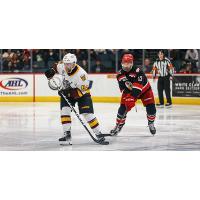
[110,53,156,135]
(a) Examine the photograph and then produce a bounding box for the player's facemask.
[121,62,133,72]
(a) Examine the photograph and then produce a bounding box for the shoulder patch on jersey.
[80,74,86,81]
[136,68,140,73]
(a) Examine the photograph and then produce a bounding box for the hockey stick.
[51,78,109,145]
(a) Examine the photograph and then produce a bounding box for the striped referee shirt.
[152,57,174,78]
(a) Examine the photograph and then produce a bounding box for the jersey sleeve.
[166,59,174,76]
[116,71,131,94]
[152,61,157,78]
[116,73,126,92]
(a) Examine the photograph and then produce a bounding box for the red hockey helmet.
[122,54,134,63]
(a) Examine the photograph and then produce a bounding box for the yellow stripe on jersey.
[81,106,90,109]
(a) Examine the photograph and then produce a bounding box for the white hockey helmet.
[63,53,77,73]
[63,53,77,64]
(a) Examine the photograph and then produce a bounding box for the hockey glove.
[45,68,56,79]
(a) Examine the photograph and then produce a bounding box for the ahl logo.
[0,77,28,90]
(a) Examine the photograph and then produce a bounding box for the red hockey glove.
[124,94,135,112]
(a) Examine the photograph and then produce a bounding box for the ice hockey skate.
[148,123,156,135]
[59,131,72,145]
[110,124,124,136]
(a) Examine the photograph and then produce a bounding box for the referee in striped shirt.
[152,50,174,108]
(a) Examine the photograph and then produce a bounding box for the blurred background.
[0,49,199,73]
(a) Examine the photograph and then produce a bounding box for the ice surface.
[0,102,200,151]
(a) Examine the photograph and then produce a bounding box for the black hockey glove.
[45,68,56,79]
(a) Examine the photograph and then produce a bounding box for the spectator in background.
[81,59,88,72]
[75,49,88,61]
[142,58,152,73]
[118,49,134,57]
[32,49,58,70]
[179,62,192,73]
[2,49,14,60]
[3,49,198,74]
[169,49,181,72]
[22,49,31,70]
[75,49,88,72]
[11,52,22,71]
[179,61,198,73]
[2,50,25,72]
[2,50,13,71]
[46,49,59,68]
[2,50,16,71]
[91,60,106,73]
[32,49,45,70]
[92,49,115,72]
[89,49,96,58]
[60,49,76,58]
[185,49,199,67]
[2,51,12,71]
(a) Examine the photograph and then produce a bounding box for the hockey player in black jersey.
[110,53,156,136]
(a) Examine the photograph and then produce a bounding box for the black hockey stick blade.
[98,140,109,145]
[100,133,112,137]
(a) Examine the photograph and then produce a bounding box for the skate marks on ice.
[0,103,200,150]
